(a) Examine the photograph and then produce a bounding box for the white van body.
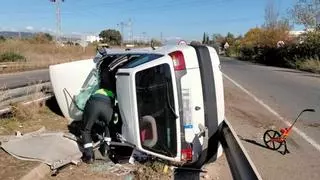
[49,45,225,166]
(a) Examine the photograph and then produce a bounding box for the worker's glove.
[82,145,94,164]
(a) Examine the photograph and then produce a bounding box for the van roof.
[105,45,191,55]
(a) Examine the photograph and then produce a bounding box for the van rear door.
[116,55,182,162]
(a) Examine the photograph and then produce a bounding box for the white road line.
[223,73,320,152]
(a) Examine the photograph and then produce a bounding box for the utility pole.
[117,22,125,47]
[142,32,146,43]
[128,18,133,44]
[117,18,133,47]
[49,0,64,43]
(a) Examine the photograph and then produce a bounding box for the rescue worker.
[81,60,116,163]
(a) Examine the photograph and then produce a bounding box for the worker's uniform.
[81,88,115,163]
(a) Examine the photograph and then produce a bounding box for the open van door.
[116,55,182,162]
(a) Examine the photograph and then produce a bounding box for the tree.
[99,29,122,45]
[202,32,211,44]
[212,33,224,43]
[211,33,224,47]
[264,0,279,29]
[32,32,53,43]
[202,32,206,44]
[289,0,320,29]
[225,32,235,45]
[44,33,53,41]
[241,28,264,47]
[206,36,210,45]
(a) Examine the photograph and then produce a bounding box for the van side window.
[135,63,177,157]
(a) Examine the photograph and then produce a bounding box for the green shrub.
[239,31,320,71]
[0,36,5,43]
[295,57,320,73]
[239,46,256,61]
[0,52,26,62]
[225,46,240,57]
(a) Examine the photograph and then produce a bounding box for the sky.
[0,0,298,41]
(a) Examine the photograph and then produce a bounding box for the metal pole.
[120,22,124,47]
[55,0,61,43]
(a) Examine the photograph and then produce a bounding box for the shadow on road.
[273,69,320,78]
[273,69,304,74]
[237,135,268,150]
[303,74,320,78]
[173,168,203,180]
[237,135,289,155]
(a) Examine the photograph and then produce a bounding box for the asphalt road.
[0,69,49,89]
[220,57,320,146]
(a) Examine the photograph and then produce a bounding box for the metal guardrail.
[0,94,54,116]
[0,82,52,102]
[0,82,53,116]
[219,120,262,180]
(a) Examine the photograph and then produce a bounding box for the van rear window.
[135,63,177,157]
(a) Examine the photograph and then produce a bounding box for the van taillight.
[169,51,186,71]
[181,147,193,161]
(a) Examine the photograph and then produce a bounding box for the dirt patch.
[200,154,232,180]
[0,102,68,135]
[44,160,172,180]
[224,80,277,130]
[0,149,39,180]
[0,100,69,180]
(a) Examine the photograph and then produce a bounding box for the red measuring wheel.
[263,130,283,150]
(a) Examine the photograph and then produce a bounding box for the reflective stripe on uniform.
[104,137,111,142]
[94,89,115,98]
[84,143,93,148]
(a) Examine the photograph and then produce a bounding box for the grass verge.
[0,39,95,74]
[296,58,320,73]
[0,97,68,135]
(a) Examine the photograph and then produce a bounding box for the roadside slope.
[221,57,320,146]
[224,78,320,180]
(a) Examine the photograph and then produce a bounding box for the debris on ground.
[0,129,82,170]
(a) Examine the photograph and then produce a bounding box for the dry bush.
[10,103,42,122]
[0,39,96,74]
[0,82,68,135]
[297,57,320,73]
[133,161,172,180]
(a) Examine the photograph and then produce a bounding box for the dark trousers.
[81,95,114,146]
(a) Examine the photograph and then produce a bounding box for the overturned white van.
[49,44,225,167]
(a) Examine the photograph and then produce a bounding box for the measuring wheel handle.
[263,129,282,150]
